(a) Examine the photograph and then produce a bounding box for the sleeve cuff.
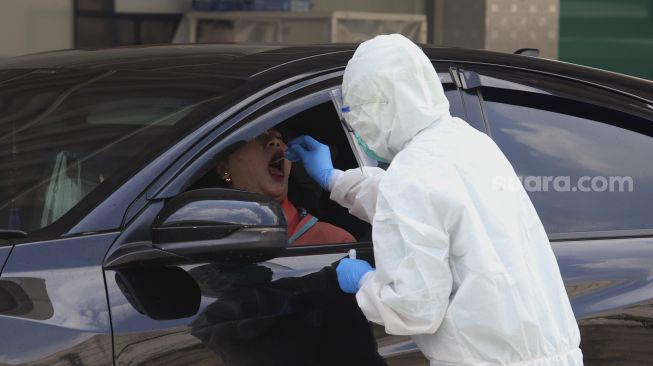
[358,270,374,291]
[327,169,344,191]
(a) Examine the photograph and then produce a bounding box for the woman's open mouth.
[268,150,285,178]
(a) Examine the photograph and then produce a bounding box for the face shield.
[329,87,378,175]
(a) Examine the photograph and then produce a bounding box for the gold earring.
[222,171,232,183]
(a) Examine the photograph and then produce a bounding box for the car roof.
[1,43,651,101]
[0,44,352,79]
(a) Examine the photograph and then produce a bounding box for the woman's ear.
[215,160,232,185]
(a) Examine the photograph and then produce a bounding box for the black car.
[1,44,652,366]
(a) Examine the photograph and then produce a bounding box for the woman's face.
[219,129,291,201]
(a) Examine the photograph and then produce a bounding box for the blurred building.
[559,0,653,81]
[0,0,651,80]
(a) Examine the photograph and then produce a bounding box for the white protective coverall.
[329,34,582,365]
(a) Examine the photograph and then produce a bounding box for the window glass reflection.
[188,262,386,365]
[486,100,653,233]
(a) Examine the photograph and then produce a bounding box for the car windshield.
[0,68,242,234]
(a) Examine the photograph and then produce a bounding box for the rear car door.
[455,65,653,365]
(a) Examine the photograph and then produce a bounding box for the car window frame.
[438,64,487,133]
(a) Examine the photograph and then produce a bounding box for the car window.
[481,76,653,234]
[282,101,368,243]
[0,69,241,234]
[187,69,467,245]
[188,99,367,245]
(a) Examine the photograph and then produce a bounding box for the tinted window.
[0,69,241,233]
[485,88,653,233]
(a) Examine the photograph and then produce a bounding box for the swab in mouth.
[268,151,285,177]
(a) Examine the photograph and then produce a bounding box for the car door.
[453,65,653,366]
[103,66,468,366]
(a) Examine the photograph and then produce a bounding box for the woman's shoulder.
[292,220,356,246]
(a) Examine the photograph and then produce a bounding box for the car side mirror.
[104,189,288,268]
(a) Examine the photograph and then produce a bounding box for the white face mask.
[353,131,389,164]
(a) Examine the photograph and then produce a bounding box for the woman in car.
[215,128,355,246]
[193,129,380,365]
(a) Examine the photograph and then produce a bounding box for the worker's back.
[390,117,582,365]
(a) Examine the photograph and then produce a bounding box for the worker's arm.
[286,135,386,223]
[328,167,385,223]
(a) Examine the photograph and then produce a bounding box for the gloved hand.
[286,135,334,190]
[336,258,374,294]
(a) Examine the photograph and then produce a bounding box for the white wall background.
[0,0,73,59]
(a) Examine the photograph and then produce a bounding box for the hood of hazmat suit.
[331,34,583,365]
[341,34,451,163]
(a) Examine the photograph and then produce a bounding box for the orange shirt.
[280,198,356,246]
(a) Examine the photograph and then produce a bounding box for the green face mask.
[354,131,390,164]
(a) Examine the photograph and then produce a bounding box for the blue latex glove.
[286,135,334,190]
[336,258,374,294]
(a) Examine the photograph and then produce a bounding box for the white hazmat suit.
[330,34,583,365]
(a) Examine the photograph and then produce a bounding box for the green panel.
[560,0,653,80]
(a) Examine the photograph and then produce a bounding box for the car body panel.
[0,233,117,365]
[1,44,650,101]
[106,247,392,365]
[553,238,653,365]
